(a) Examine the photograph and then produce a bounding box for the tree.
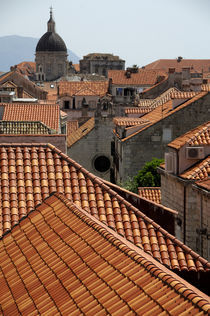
[121,158,164,193]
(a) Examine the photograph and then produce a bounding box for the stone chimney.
[168,68,175,86]
[182,67,190,81]
[17,86,23,98]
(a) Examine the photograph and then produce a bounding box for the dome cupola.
[36,8,67,52]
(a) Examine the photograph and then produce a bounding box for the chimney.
[108,78,112,94]
[17,86,23,98]
[182,67,190,81]
[168,68,175,74]
[168,68,175,86]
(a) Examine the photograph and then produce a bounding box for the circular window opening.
[94,155,111,173]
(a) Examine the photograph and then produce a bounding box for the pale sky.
[1,0,210,67]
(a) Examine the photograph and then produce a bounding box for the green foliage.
[120,158,164,193]
[120,176,138,193]
[134,158,164,188]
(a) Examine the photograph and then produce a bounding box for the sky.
[1,0,210,67]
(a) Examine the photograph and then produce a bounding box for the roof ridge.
[51,193,210,310]
[34,144,209,267]
[121,91,208,142]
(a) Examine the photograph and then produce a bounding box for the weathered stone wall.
[67,117,114,180]
[117,93,210,183]
[161,172,210,260]
[35,51,67,81]
[80,59,125,77]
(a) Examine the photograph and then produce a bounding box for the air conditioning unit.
[186,147,205,159]
[165,153,174,173]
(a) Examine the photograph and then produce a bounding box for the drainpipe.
[200,195,203,257]
[183,186,186,244]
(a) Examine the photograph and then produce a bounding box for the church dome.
[36,32,67,52]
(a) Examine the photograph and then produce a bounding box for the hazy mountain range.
[0,35,80,72]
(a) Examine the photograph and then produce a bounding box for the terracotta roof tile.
[138,187,161,204]
[59,81,108,97]
[0,120,53,134]
[67,118,95,147]
[67,120,79,133]
[180,156,210,180]
[0,193,209,315]
[171,91,199,99]
[168,122,210,149]
[119,91,208,142]
[144,87,180,109]
[144,59,210,73]
[108,69,167,85]
[1,103,60,131]
[125,107,152,115]
[16,61,36,76]
[125,88,179,115]
[73,63,80,72]
[0,143,209,275]
[113,117,149,127]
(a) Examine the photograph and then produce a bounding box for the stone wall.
[160,171,210,261]
[35,51,68,81]
[116,93,210,183]
[67,117,114,180]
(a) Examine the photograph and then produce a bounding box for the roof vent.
[125,71,131,78]
[186,147,205,159]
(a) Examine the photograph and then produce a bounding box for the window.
[94,156,111,173]
[64,101,70,109]
[89,100,96,107]
[162,127,172,142]
[72,97,76,109]
[47,63,51,73]
[116,88,123,96]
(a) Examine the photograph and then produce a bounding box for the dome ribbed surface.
[36,31,67,52]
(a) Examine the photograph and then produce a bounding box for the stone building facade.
[113,91,210,184]
[80,53,125,77]
[158,122,210,260]
[67,116,114,181]
[35,9,68,81]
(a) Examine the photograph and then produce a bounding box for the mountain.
[0,35,80,72]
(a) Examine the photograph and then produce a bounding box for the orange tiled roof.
[138,99,154,107]
[73,63,80,72]
[1,102,60,131]
[113,117,149,127]
[108,69,167,85]
[119,91,208,142]
[0,120,53,135]
[171,91,199,99]
[144,87,180,109]
[144,59,210,72]
[180,156,210,180]
[1,193,209,315]
[67,117,94,147]
[67,120,78,134]
[125,107,152,115]
[138,187,161,204]
[16,61,36,76]
[125,88,179,115]
[0,143,209,274]
[60,110,68,118]
[168,122,210,149]
[59,81,108,97]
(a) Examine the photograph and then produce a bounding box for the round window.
[94,155,111,173]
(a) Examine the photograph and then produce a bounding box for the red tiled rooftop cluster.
[1,193,209,315]
[0,143,209,274]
